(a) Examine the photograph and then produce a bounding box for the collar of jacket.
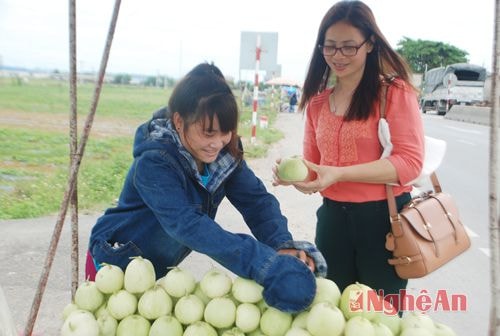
[149,118,240,193]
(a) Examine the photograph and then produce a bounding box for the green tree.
[143,76,157,87]
[396,37,469,73]
[142,75,176,87]
[112,73,131,85]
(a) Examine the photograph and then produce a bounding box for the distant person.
[85,62,326,313]
[273,0,424,306]
[289,91,298,113]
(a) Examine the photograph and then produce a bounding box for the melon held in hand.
[277,156,309,182]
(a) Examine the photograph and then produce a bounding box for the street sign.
[239,31,279,72]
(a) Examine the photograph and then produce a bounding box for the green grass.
[239,104,284,157]
[0,78,282,219]
[0,77,169,119]
[0,128,132,219]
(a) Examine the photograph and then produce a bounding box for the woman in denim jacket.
[85,63,325,313]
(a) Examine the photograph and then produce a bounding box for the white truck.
[419,63,487,115]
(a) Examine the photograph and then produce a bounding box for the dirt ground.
[0,111,322,335]
[0,109,142,139]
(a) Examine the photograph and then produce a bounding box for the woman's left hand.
[293,160,341,194]
[278,248,315,273]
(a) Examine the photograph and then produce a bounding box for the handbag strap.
[378,83,443,220]
[386,172,443,219]
[379,84,388,119]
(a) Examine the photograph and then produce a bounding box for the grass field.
[0,77,282,219]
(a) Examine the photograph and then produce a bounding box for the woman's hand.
[278,248,315,273]
[272,158,294,187]
[293,160,342,194]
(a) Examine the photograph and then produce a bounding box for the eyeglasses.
[317,38,369,56]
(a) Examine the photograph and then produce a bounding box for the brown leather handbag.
[379,83,471,279]
[384,176,471,279]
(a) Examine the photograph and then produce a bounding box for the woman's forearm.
[337,159,399,184]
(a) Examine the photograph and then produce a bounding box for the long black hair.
[299,0,414,120]
[167,63,242,159]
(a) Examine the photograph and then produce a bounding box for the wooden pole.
[489,1,500,335]
[68,0,79,300]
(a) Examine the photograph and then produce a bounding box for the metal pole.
[251,34,261,144]
[23,1,122,334]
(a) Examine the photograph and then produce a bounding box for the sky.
[0,0,495,82]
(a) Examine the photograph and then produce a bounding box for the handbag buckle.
[389,214,400,223]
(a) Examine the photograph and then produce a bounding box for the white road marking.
[465,225,479,238]
[444,125,482,135]
[457,139,475,146]
[479,248,490,257]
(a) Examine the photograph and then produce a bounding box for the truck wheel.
[437,100,447,115]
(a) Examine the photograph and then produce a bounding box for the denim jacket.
[88,116,296,284]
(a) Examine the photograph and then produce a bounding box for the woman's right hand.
[277,248,315,273]
[256,253,316,313]
[272,158,294,187]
